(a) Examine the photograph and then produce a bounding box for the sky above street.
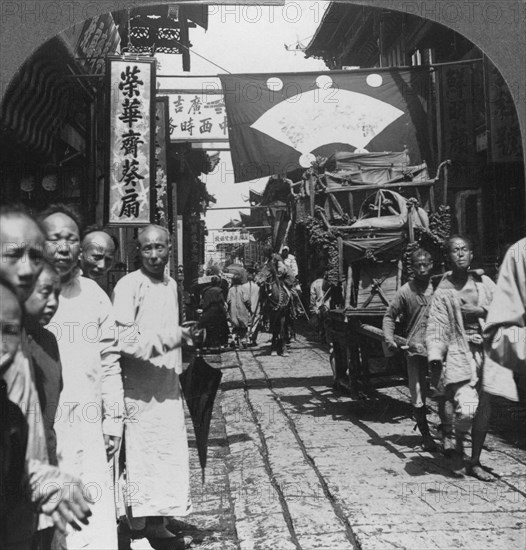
[157,1,329,232]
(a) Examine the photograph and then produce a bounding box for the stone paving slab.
[177,331,525,550]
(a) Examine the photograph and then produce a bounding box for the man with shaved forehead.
[112,224,195,546]
[40,204,124,549]
[80,227,117,292]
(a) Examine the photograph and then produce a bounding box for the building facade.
[306,3,524,263]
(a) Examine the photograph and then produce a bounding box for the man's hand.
[33,467,93,535]
[469,333,484,346]
[51,477,93,535]
[103,434,121,460]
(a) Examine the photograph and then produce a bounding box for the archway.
[0,1,524,260]
[1,0,525,182]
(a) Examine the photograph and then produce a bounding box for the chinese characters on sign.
[213,231,250,246]
[440,65,475,162]
[167,91,229,141]
[107,57,155,225]
[486,62,522,162]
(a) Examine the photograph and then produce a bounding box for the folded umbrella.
[179,355,223,482]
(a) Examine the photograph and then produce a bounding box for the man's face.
[42,213,81,282]
[412,254,433,282]
[0,215,45,301]
[0,286,22,371]
[81,232,116,280]
[24,266,61,326]
[448,238,473,271]
[138,227,170,278]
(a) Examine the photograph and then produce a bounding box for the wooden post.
[407,203,415,242]
[348,191,354,218]
[309,173,315,217]
[345,265,353,308]
[338,237,344,281]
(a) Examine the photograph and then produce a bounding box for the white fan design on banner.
[250,74,404,158]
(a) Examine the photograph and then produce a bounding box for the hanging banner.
[165,90,229,142]
[219,69,431,182]
[154,97,172,228]
[106,56,156,226]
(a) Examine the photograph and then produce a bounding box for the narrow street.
[177,328,526,550]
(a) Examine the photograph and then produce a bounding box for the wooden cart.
[317,154,451,395]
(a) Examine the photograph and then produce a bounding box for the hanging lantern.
[42,173,58,191]
[20,175,35,193]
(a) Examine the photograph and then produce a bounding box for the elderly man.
[80,226,118,292]
[40,204,124,549]
[112,225,195,546]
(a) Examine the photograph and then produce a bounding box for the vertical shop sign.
[486,61,522,162]
[106,56,156,225]
[440,65,475,162]
[154,97,172,228]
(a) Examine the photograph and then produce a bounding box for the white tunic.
[48,271,123,549]
[112,269,191,518]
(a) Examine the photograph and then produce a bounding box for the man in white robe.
[112,225,194,542]
[483,237,526,401]
[41,205,124,549]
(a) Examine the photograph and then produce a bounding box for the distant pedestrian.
[281,246,298,278]
[383,248,437,451]
[244,271,261,345]
[310,272,331,345]
[228,274,251,348]
[200,276,230,350]
[244,271,260,314]
[207,264,229,300]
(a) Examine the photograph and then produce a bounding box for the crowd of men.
[1,200,525,550]
[1,204,196,550]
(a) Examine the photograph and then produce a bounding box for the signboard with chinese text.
[154,97,172,228]
[166,90,229,141]
[486,61,523,163]
[106,56,156,226]
[213,230,250,246]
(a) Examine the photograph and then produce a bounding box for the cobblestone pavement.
[177,329,526,550]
